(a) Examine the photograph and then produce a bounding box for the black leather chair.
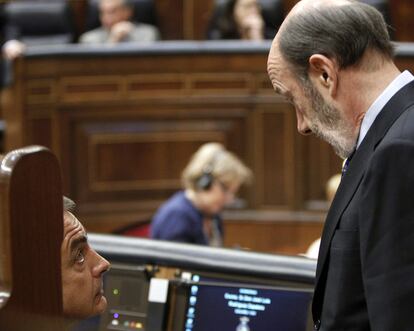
[84,0,158,34]
[207,0,284,40]
[3,0,75,46]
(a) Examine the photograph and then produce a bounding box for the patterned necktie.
[342,149,356,177]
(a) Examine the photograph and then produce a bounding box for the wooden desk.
[223,209,325,255]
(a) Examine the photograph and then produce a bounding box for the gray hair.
[63,196,76,213]
[279,1,394,81]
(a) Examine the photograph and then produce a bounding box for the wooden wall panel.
[252,104,298,208]
[27,117,53,150]
[61,100,248,225]
[223,210,325,255]
[390,0,414,41]
[9,43,412,232]
[6,43,414,248]
[25,79,57,104]
[302,135,342,205]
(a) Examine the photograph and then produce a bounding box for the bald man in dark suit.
[268,0,414,330]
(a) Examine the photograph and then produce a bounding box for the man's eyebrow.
[70,235,88,252]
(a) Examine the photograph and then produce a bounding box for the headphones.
[196,149,224,191]
[197,165,214,190]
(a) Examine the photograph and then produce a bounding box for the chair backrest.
[84,0,158,33]
[0,146,65,331]
[206,0,284,40]
[3,0,75,45]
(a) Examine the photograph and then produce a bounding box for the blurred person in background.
[1,0,74,59]
[208,0,265,40]
[79,0,159,44]
[150,142,252,246]
[1,3,24,61]
[2,39,25,61]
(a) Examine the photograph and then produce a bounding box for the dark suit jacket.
[312,80,414,330]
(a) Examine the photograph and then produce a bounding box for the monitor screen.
[183,280,312,331]
[99,264,150,331]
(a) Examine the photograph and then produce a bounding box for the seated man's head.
[61,197,110,318]
[99,0,133,30]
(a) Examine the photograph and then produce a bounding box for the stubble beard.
[302,80,357,159]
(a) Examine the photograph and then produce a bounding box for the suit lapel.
[312,80,414,319]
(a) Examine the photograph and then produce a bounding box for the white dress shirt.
[356,70,414,148]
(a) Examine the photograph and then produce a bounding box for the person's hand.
[108,21,134,43]
[2,40,26,60]
[239,14,264,40]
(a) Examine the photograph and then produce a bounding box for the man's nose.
[92,250,111,277]
[296,109,312,135]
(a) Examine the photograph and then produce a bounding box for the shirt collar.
[356,70,414,148]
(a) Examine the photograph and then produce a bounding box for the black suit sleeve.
[359,139,414,330]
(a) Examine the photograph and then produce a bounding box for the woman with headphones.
[150,142,252,246]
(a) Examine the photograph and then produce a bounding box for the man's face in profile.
[99,0,132,29]
[61,211,110,318]
[267,40,356,159]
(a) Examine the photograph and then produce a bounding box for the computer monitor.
[182,280,312,331]
[99,264,150,331]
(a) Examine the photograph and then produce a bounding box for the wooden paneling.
[28,117,53,150]
[252,104,298,208]
[72,115,244,205]
[302,135,343,206]
[223,210,325,255]
[0,43,354,232]
[390,0,414,41]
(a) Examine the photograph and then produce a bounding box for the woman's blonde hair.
[181,142,252,190]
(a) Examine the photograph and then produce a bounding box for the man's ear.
[308,54,338,97]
